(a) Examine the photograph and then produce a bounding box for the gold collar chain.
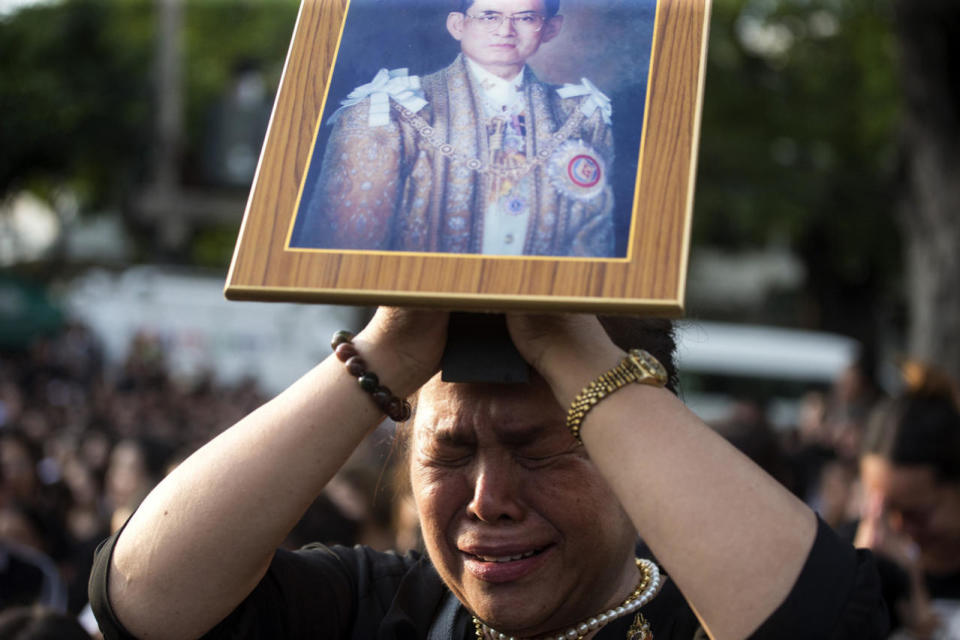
[392,102,584,181]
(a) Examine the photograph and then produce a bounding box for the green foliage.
[180,1,298,150]
[0,1,154,206]
[0,0,298,210]
[191,223,241,268]
[696,0,901,285]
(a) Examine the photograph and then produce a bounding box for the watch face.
[627,349,667,385]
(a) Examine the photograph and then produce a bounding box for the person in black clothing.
[856,364,960,637]
[89,309,887,639]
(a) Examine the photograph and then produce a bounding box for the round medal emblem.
[547,140,607,201]
[568,154,602,188]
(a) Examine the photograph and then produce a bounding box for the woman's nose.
[466,458,525,523]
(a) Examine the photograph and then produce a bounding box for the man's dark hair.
[455,0,561,18]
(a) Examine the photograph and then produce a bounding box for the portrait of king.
[289,0,643,258]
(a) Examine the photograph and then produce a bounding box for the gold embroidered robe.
[298,55,615,256]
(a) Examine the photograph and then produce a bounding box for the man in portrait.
[291,0,617,257]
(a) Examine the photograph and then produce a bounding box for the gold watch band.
[566,349,668,443]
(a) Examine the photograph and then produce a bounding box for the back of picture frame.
[225,0,711,315]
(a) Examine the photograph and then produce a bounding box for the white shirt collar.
[465,57,525,115]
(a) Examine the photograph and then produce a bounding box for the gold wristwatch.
[566,349,668,443]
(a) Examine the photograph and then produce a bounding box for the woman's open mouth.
[461,545,553,582]
[467,546,545,563]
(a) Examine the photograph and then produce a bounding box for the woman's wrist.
[331,308,446,403]
[540,339,626,409]
[346,334,431,401]
[505,313,626,408]
[331,331,413,421]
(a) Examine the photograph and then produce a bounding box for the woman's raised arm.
[104,309,448,640]
[507,313,817,639]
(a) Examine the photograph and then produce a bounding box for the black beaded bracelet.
[331,330,412,423]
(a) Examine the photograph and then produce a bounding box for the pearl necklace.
[472,558,661,640]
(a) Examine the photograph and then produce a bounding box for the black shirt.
[89,518,888,639]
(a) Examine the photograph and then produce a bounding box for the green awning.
[0,275,64,349]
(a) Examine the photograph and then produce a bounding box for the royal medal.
[548,139,606,201]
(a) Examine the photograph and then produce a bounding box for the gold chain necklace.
[392,102,585,181]
[471,558,660,640]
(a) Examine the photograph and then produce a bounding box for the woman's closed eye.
[421,445,473,467]
[514,445,574,468]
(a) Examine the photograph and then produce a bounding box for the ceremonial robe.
[292,55,616,257]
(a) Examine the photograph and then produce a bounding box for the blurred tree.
[179,0,298,183]
[892,0,960,382]
[0,1,154,210]
[696,0,960,379]
[0,0,298,261]
[695,0,901,343]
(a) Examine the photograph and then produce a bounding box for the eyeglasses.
[464,12,547,33]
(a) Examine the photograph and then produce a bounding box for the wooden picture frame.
[225,0,710,315]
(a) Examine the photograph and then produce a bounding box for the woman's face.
[105,440,149,510]
[0,437,36,500]
[860,454,960,574]
[410,374,638,636]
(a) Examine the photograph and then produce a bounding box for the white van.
[674,321,860,429]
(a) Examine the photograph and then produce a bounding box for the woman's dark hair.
[861,366,960,483]
[455,0,561,18]
[394,316,678,454]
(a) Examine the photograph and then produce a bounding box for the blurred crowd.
[1,320,959,638]
[710,357,960,639]
[0,322,264,636]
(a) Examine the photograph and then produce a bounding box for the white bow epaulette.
[556,78,612,126]
[328,68,428,127]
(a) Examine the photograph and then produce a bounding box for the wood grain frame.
[225,0,711,315]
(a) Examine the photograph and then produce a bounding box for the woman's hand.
[855,492,942,638]
[505,313,622,406]
[356,307,450,397]
[854,491,920,570]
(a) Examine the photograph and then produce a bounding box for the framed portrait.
[225,0,711,314]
